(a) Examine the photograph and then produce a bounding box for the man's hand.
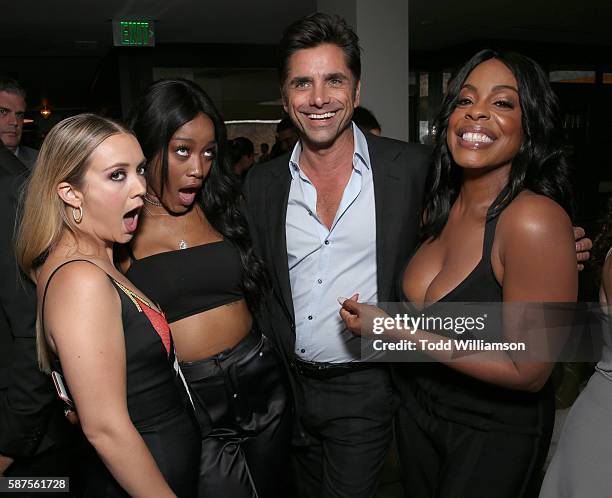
[0,454,14,476]
[573,226,592,272]
[338,294,389,336]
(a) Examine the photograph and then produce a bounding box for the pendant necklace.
[143,204,190,250]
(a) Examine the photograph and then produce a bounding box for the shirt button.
[308,315,313,320]
[317,279,323,284]
[300,349,305,353]
[324,240,329,245]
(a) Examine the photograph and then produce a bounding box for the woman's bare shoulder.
[497,191,572,239]
[39,259,117,309]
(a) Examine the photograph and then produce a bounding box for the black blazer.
[0,150,71,459]
[0,141,27,177]
[243,131,431,436]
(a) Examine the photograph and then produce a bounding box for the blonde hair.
[15,113,131,371]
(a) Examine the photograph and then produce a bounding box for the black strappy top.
[125,240,244,324]
[42,260,184,427]
[394,206,554,434]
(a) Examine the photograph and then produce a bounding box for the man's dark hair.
[0,77,26,100]
[278,13,361,88]
[353,106,381,133]
[421,49,573,241]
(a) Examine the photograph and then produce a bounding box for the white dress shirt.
[286,124,378,363]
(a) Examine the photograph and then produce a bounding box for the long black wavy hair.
[128,78,267,310]
[421,49,572,241]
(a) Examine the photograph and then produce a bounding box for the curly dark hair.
[128,78,267,310]
[421,49,573,241]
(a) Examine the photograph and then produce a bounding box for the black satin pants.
[181,330,292,498]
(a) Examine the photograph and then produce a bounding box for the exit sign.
[112,19,155,47]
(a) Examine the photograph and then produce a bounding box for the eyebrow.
[103,162,129,171]
[462,83,519,94]
[0,106,25,113]
[325,72,348,81]
[289,76,312,86]
[289,72,349,85]
[103,160,145,171]
[171,137,217,147]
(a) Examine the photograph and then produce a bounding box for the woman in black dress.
[340,50,578,497]
[121,79,291,498]
[15,114,200,497]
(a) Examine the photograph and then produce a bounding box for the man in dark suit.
[243,13,430,497]
[0,77,38,169]
[0,141,76,484]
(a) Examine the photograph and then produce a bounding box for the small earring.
[72,206,83,224]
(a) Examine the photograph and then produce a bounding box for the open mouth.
[178,187,199,207]
[460,132,494,143]
[307,111,336,120]
[456,127,497,148]
[123,207,141,233]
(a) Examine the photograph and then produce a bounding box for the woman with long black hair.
[340,50,578,497]
[120,79,291,498]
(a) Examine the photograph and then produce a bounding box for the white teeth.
[308,112,336,119]
[462,132,493,143]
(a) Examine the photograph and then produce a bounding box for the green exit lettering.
[120,21,150,46]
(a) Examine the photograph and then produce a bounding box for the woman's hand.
[338,294,390,336]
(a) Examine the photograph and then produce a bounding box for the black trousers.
[181,330,292,498]
[291,366,397,498]
[395,394,554,498]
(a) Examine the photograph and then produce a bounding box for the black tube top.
[125,240,244,323]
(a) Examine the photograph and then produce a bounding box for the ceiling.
[2,0,609,120]
[0,0,316,57]
[2,0,609,57]
[410,0,612,51]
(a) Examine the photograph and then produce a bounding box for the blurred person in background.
[229,136,255,180]
[0,77,38,168]
[352,106,381,136]
[270,117,299,159]
[259,142,271,163]
[0,139,80,492]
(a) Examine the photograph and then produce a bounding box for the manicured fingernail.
[338,297,348,305]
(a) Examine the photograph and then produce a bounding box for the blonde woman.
[15,114,199,497]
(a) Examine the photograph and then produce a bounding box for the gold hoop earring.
[72,206,83,224]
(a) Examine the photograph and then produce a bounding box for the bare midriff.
[170,298,253,362]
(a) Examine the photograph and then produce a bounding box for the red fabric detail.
[138,298,171,355]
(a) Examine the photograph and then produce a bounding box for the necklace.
[143,205,189,250]
[144,193,162,207]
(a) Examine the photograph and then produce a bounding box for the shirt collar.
[288,122,372,179]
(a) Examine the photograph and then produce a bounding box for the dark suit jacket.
[0,145,70,459]
[0,142,27,177]
[243,132,431,441]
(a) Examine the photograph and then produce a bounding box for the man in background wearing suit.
[243,13,430,497]
[0,77,38,169]
[0,142,76,488]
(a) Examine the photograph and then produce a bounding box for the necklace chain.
[144,193,162,207]
[142,205,189,250]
